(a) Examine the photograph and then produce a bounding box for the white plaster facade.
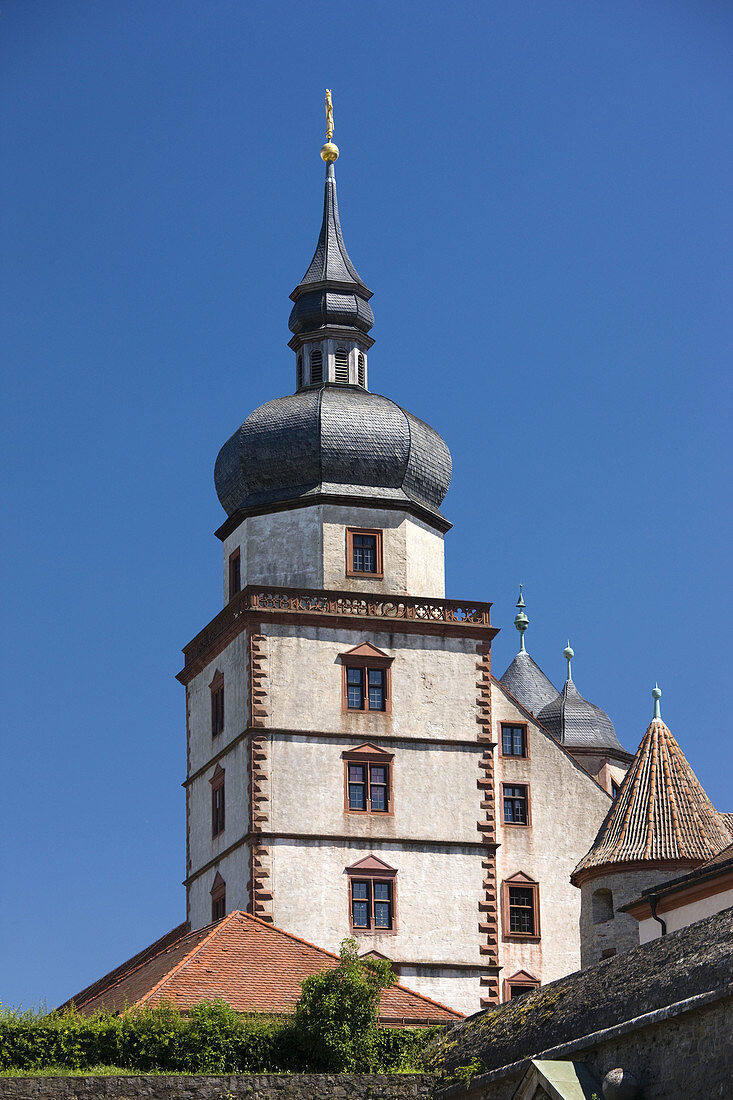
[182,494,615,1014]
[636,886,733,943]
[221,504,445,601]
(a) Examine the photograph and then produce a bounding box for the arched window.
[310,348,323,384]
[335,347,349,383]
[592,888,614,924]
[357,353,366,388]
[297,354,303,389]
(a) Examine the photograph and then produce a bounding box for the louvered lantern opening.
[296,355,303,390]
[357,353,366,388]
[335,348,349,384]
[310,349,323,385]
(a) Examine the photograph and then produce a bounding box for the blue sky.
[1,1,731,1009]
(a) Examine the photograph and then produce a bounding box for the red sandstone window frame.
[342,743,395,815]
[340,643,393,714]
[210,670,225,737]
[346,856,398,934]
[500,722,529,758]
[210,871,226,922]
[210,764,225,838]
[346,528,384,579]
[502,970,541,1002]
[501,782,531,827]
[228,548,241,600]
[502,873,541,941]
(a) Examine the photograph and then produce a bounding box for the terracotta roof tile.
[68,912,462,1024]
[572,716,730,881]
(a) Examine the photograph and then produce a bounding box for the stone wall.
[435,990,731,1100]
[0,1073,436,1100]
[579,867,681,968]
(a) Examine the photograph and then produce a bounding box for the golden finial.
[320,88,339,163]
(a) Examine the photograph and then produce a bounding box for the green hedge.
[0,1002,439,1074]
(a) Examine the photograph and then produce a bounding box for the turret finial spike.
[514,584,529,653]
[652,683,662,720]
[321,89,339,163]
[563,641,574,682]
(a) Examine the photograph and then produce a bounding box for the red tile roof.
[572,716,730,882]
[65,911,463,1025]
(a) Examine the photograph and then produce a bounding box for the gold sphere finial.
[320,141,339,163]
[320,89,338,162]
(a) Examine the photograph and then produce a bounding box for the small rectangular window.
[367,669,385,711]
[509,887,535,935]
[346,528,383,578]
[228,549,241,600]
[212,780,225,837]
[344,756,391,813]
[348,764,367,810]
[357,353,366,387]
[345,666,387,712]
[347,667,364,710]
[310,349,323,384]
[502,784,529,825]
[211,683,225,737]
[335,348,349,383]
[501,723,527,757]
[350,879,393,930]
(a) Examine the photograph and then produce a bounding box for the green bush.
[0,945,439,1076]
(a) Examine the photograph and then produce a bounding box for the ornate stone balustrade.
[180,585,493,678]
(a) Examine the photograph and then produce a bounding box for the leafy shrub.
[293,937,396,1071]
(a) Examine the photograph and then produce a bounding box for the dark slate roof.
[427,907,733,1079]
[538,678,626,754]
[499,651,558,715]
[572,716,731,881]
[289,162,374,340]
[63,911,462,1025]
[214,385,452,523]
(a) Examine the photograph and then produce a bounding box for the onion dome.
[214,104,451,530]
[499,588,558,714]
[214,386,452,524]
[572,687,731,882]
[538,645,626,754]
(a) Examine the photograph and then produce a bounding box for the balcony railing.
[181,585,493,672]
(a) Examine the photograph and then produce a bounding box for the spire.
[653,683,662,719]
[514,584,529,652]
[572,700,730,882]
[288,91,374,358]
[564,642,574,683]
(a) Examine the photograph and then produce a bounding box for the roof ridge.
[73,924,201,1011]
[135,912,241,1008]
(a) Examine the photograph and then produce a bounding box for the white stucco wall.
[396,966,483,1018]
[269,734,483,844]
[637,888,733,943]
[221,504,445,602]
[187,843,251,930]
[492,682,612,991]
[187,739,250,874]
[186,632,249,776]
[265,625,479,740]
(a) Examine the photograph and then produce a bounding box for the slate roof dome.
[538,646,626,755]
[498,589,558,714]
[214,385,452,522]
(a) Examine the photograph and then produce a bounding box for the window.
[501,723,527,757]
[502,784,530,826]
[297,354,303,389]
[502,873,540,940]
[210,671,225,737]
[228,549,241,600]
[310,348,323,384]
[335,347,349,383]
[610,779,620,799]
[210,764,225,837]
[343,744,394,813]
[346,855,397,932]
[357,353,366,387]
[210,872,226,922]
[592,888,614,924]
[503,971,540,1001]
[346,528,383,577]
[340,643,393,714]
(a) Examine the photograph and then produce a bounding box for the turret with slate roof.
[571,686,730,968]
[538,643,633,795]
[498,587,558,715]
